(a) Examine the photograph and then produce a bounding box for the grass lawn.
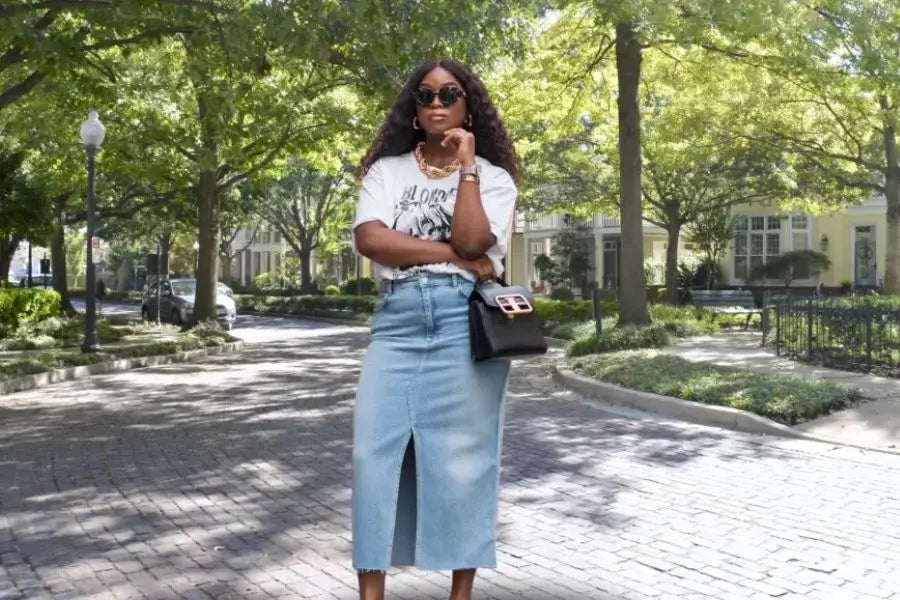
[570,350,863,426]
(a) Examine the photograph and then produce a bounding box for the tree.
[541,2,799,323]
[739,1,900,291]
[636,49,798,303]
[64,229,86,289]
[113,0,541,325]
[548,226,593,297]
[255,160,354,293]
[0,1,210,112]
[218,186,260,288]
[0,143,51,280]
[689,207,739,290]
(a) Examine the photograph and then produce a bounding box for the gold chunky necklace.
[415,142,460,178]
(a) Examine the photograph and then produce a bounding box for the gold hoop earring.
[466,114,473,128]
[413,117,421,130]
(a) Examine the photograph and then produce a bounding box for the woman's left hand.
[441,128,476,165]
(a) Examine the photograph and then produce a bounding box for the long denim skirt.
[352,273,512,571]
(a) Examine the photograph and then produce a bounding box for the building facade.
[508,194,889,295]
[507,212,695,292]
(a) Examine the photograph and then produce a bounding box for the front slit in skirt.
[351,273,512,571]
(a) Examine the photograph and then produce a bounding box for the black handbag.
[467,280,549,361]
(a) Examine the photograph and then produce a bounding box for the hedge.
[571,350,862,426]
[234,294,608,328]
[235,294,375,320]
[0,288,61,333]
[568,323,673,357]
[534,299,600,334]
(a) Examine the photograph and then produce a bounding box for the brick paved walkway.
[2,316,900,600]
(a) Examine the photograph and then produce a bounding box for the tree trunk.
[51,197,76,316]
[159,230,171,278]
[664,220,681,304]
[194,171,221,324]
[299,241,314,294]
[192,78,222,326]
[0,235,20,281]
[881,99,900,293]
[615,22,650,325]
[220,253,233,284]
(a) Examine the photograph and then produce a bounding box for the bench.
[689,289,761,329]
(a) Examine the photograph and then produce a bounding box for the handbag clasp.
[495,293,533,318]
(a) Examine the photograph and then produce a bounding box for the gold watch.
[460,173,479,184]
[459,163,481,178]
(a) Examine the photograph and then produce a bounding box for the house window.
[273,229,281,243]
[252,251,261,277]
[734,215,784,280]
[274,252,281,271]
[734,213,812,282]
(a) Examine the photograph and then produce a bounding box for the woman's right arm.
[354,158,493,276]
[354,222,458,267]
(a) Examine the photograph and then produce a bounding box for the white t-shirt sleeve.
[480,165,517,277]
[351,160,391,254]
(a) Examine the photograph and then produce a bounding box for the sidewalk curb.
[0,341,244,396]
[239,309,370,327]
[551,365,900,456]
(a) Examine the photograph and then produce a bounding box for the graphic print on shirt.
[393,184,457,241]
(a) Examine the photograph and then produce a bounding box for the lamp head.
[80,110,105,148]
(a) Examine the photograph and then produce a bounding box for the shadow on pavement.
[0,322,808,600]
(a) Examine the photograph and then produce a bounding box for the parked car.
[141,278,237,330]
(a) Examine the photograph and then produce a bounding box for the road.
[1,314,900,599]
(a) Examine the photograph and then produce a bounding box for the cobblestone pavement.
[2,315,900,600]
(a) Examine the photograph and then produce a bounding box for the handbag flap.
[470,281,535,308]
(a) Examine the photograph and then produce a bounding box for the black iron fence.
[764,295,900,374]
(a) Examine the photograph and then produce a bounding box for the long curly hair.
[357,58,520,184]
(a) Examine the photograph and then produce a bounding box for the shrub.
[661,320,701,338]
[252,271,283,292]
[234,294,375,319]
[568,323,671,357]
[533,299,595,333]
[648,304,720,334]
[324,285,341,296]
[550,287,575,301]
[551,320,584,340]
[341,277,377,296]
[1,315,129,349]
[571,350,862,426]
[0,288,61,333]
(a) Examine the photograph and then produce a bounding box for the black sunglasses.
[412,85,466,107]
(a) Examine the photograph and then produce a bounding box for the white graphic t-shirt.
[352,152,517,281]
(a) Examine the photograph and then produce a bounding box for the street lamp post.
[80,110,105,353]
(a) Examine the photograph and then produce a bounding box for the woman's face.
[414,66,468,134]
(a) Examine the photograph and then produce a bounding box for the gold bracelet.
[460,173,479,184]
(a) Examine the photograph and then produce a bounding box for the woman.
[351,58,519,600]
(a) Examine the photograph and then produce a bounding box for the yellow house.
[506,212,695,292]
[507,194,886,294]
[722,195,884,289]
